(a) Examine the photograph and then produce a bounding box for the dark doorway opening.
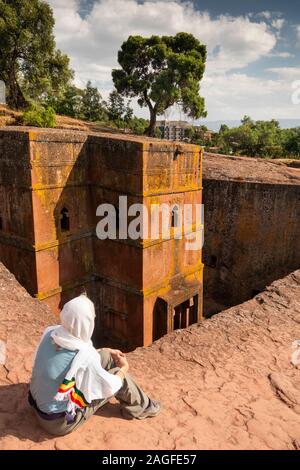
[153,294,199,341]
[153,298,168,341]
[60,208,70,232]
[207,255,217,269]
[173,295,199,330]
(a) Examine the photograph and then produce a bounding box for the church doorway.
[153,292,200,341]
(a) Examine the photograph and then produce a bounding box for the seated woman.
[29,294,160,436]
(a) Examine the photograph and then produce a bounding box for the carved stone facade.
[0,128,203,350]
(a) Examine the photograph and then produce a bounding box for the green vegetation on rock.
[22,104,56,128]
[190,117,300,159]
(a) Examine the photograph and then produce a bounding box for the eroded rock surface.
[0,262,300,450]
[204,152,300,185]
[203,153,300,317]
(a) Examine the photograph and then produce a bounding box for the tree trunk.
[146,108,157,137]
[6,67,27,110]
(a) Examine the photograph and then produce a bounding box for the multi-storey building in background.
[156,120,215,143]
[156,120,192,141]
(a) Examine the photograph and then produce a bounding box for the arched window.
[208,255,217,269]
[60,208,70,232]
[171,205,179,228]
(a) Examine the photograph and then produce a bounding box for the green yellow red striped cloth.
[57,378,89,409]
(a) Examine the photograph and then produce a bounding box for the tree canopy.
[0,0,73,108]
[112,32,207,136]
[217,118,284,158]
[44,82,147,133]
[190,117,300,159]
[107,90,133,126]
[81,81,107,122]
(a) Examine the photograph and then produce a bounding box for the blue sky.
[48,0,300,122]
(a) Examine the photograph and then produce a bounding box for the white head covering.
[51,295,95,350]
[36,295,122,416]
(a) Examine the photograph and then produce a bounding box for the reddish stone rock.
[0,262,300,449]
[0,128,203,349]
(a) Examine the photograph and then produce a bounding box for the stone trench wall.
[203,177,300,315]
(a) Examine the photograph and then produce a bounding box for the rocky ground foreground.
[0,262,300,450]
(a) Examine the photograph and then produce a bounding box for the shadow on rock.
[0,383,126,444]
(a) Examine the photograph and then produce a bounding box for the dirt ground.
[0,263,300,450]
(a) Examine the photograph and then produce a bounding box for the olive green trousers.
[32,349,149,436]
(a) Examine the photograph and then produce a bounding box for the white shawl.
[41,295,122,417]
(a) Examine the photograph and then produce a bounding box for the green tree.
[284,128,300,157]
[0,0,73,109]
[184,127,195,141]
[241,115,254,126]
[81,81,106,122]
[107,90,133,125]
[128,116,148,135]
[219,124,229,133]
[112,32,207,136]
[185,125,212,145]
[44,85,83,118]
[22,103,56,127]
[123,102,134,124]
[216,118,284,158]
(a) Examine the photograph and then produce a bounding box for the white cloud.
[271,18,285,31]
[48,0,277,79]
[268,51,296,59]
[267,67,300,79]
[267,51,294,58]
[201,72,299,121]
[258,11,272,20]
[46,0,297,121]
[297,25,300,43]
